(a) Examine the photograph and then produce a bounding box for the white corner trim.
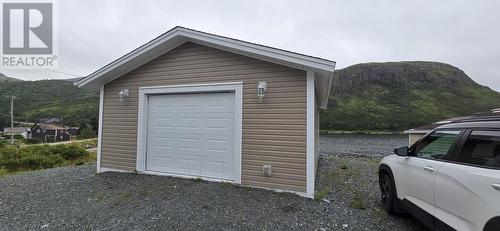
[136,82,243,184]
[306,71,316,199]
[96,85,104,173]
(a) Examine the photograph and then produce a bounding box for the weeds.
[349,194,366,210]
[0,143,96,176]
[0,167,8,177]
[314,189,331,201]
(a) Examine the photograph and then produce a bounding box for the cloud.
[2,0,499,91]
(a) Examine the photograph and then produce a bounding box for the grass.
[0,167,8,177]
[314,189,331,201]
[350,194,367,210]
[340,161,349,170]
[316,155,376,210]
[0,143,96,177]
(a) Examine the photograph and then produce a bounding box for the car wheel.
[380,173,397,213]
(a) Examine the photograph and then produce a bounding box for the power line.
[41,69,85,77]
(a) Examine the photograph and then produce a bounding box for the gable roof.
[75,26,336,108]
[32,123,66,131]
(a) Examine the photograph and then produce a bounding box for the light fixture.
[118,89,129,104]
[257,81,267,103]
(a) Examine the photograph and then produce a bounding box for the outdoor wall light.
[257,81,267,103]
[118,89,129,104]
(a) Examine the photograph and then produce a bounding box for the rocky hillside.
[321,61,500,131]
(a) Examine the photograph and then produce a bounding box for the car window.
[412,130,460,160]
[457,130,500,168]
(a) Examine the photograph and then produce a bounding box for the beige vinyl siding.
[409,133,425,145]
[101,42,307,192]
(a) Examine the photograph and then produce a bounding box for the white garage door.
[145,92,235,180]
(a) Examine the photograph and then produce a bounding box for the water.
[320,134,408,157]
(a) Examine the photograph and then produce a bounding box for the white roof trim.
[75,26,336,107]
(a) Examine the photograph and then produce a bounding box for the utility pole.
[8,96,16,144]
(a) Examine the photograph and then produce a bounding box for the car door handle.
[492,184,500,191]
[424,166,435,172]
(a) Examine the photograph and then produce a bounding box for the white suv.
[379,120,500,231]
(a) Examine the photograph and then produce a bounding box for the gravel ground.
[0,159,426,231]
[320,134,407,157]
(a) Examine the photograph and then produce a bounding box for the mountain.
[61,77,83,82]
[1,61,499,132]
[0,79,98,129]
[0,73,22,82]
[320,61,500,131]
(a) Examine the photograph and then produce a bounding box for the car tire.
[380,173,397,213]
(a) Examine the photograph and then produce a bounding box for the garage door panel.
[146,92,236,180]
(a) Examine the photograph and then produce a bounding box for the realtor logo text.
[1,2,57,69]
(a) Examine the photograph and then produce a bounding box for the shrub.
[0,167,8,177]
[0,145,65,171]
[79,127,97,139]
[0,143,89,173]
[23,138,42,144]
[77,139,98,149]
[49,144,87,160]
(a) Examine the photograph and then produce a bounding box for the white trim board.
[96,85,104,173]
[306,71,316,199]
[136,82,243,184]
[75,26,335,109]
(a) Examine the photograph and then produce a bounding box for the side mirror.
[394,146,409,156]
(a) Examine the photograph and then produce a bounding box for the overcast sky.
[2,0,500,91]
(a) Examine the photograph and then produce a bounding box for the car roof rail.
[452,115,500,123]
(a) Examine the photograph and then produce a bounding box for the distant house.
[2,127,30,139]
[29,123,71,142]
[66,127,80,136]
[405,108,500,145]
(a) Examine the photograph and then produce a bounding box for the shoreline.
[320,130,405,135]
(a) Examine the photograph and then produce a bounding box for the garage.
[76,26,336,198]
[145,92,236,181]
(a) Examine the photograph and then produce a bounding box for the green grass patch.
[0,143,96,177]
[349,194,367,210]
[314,189,331,201]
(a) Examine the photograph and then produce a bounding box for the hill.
[0,79,98,129]
[1,62,499,133]
[320,61,500,131]
[0,73,22,82]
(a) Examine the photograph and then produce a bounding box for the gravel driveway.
[320,134,407,157]
[0,155,426,231]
